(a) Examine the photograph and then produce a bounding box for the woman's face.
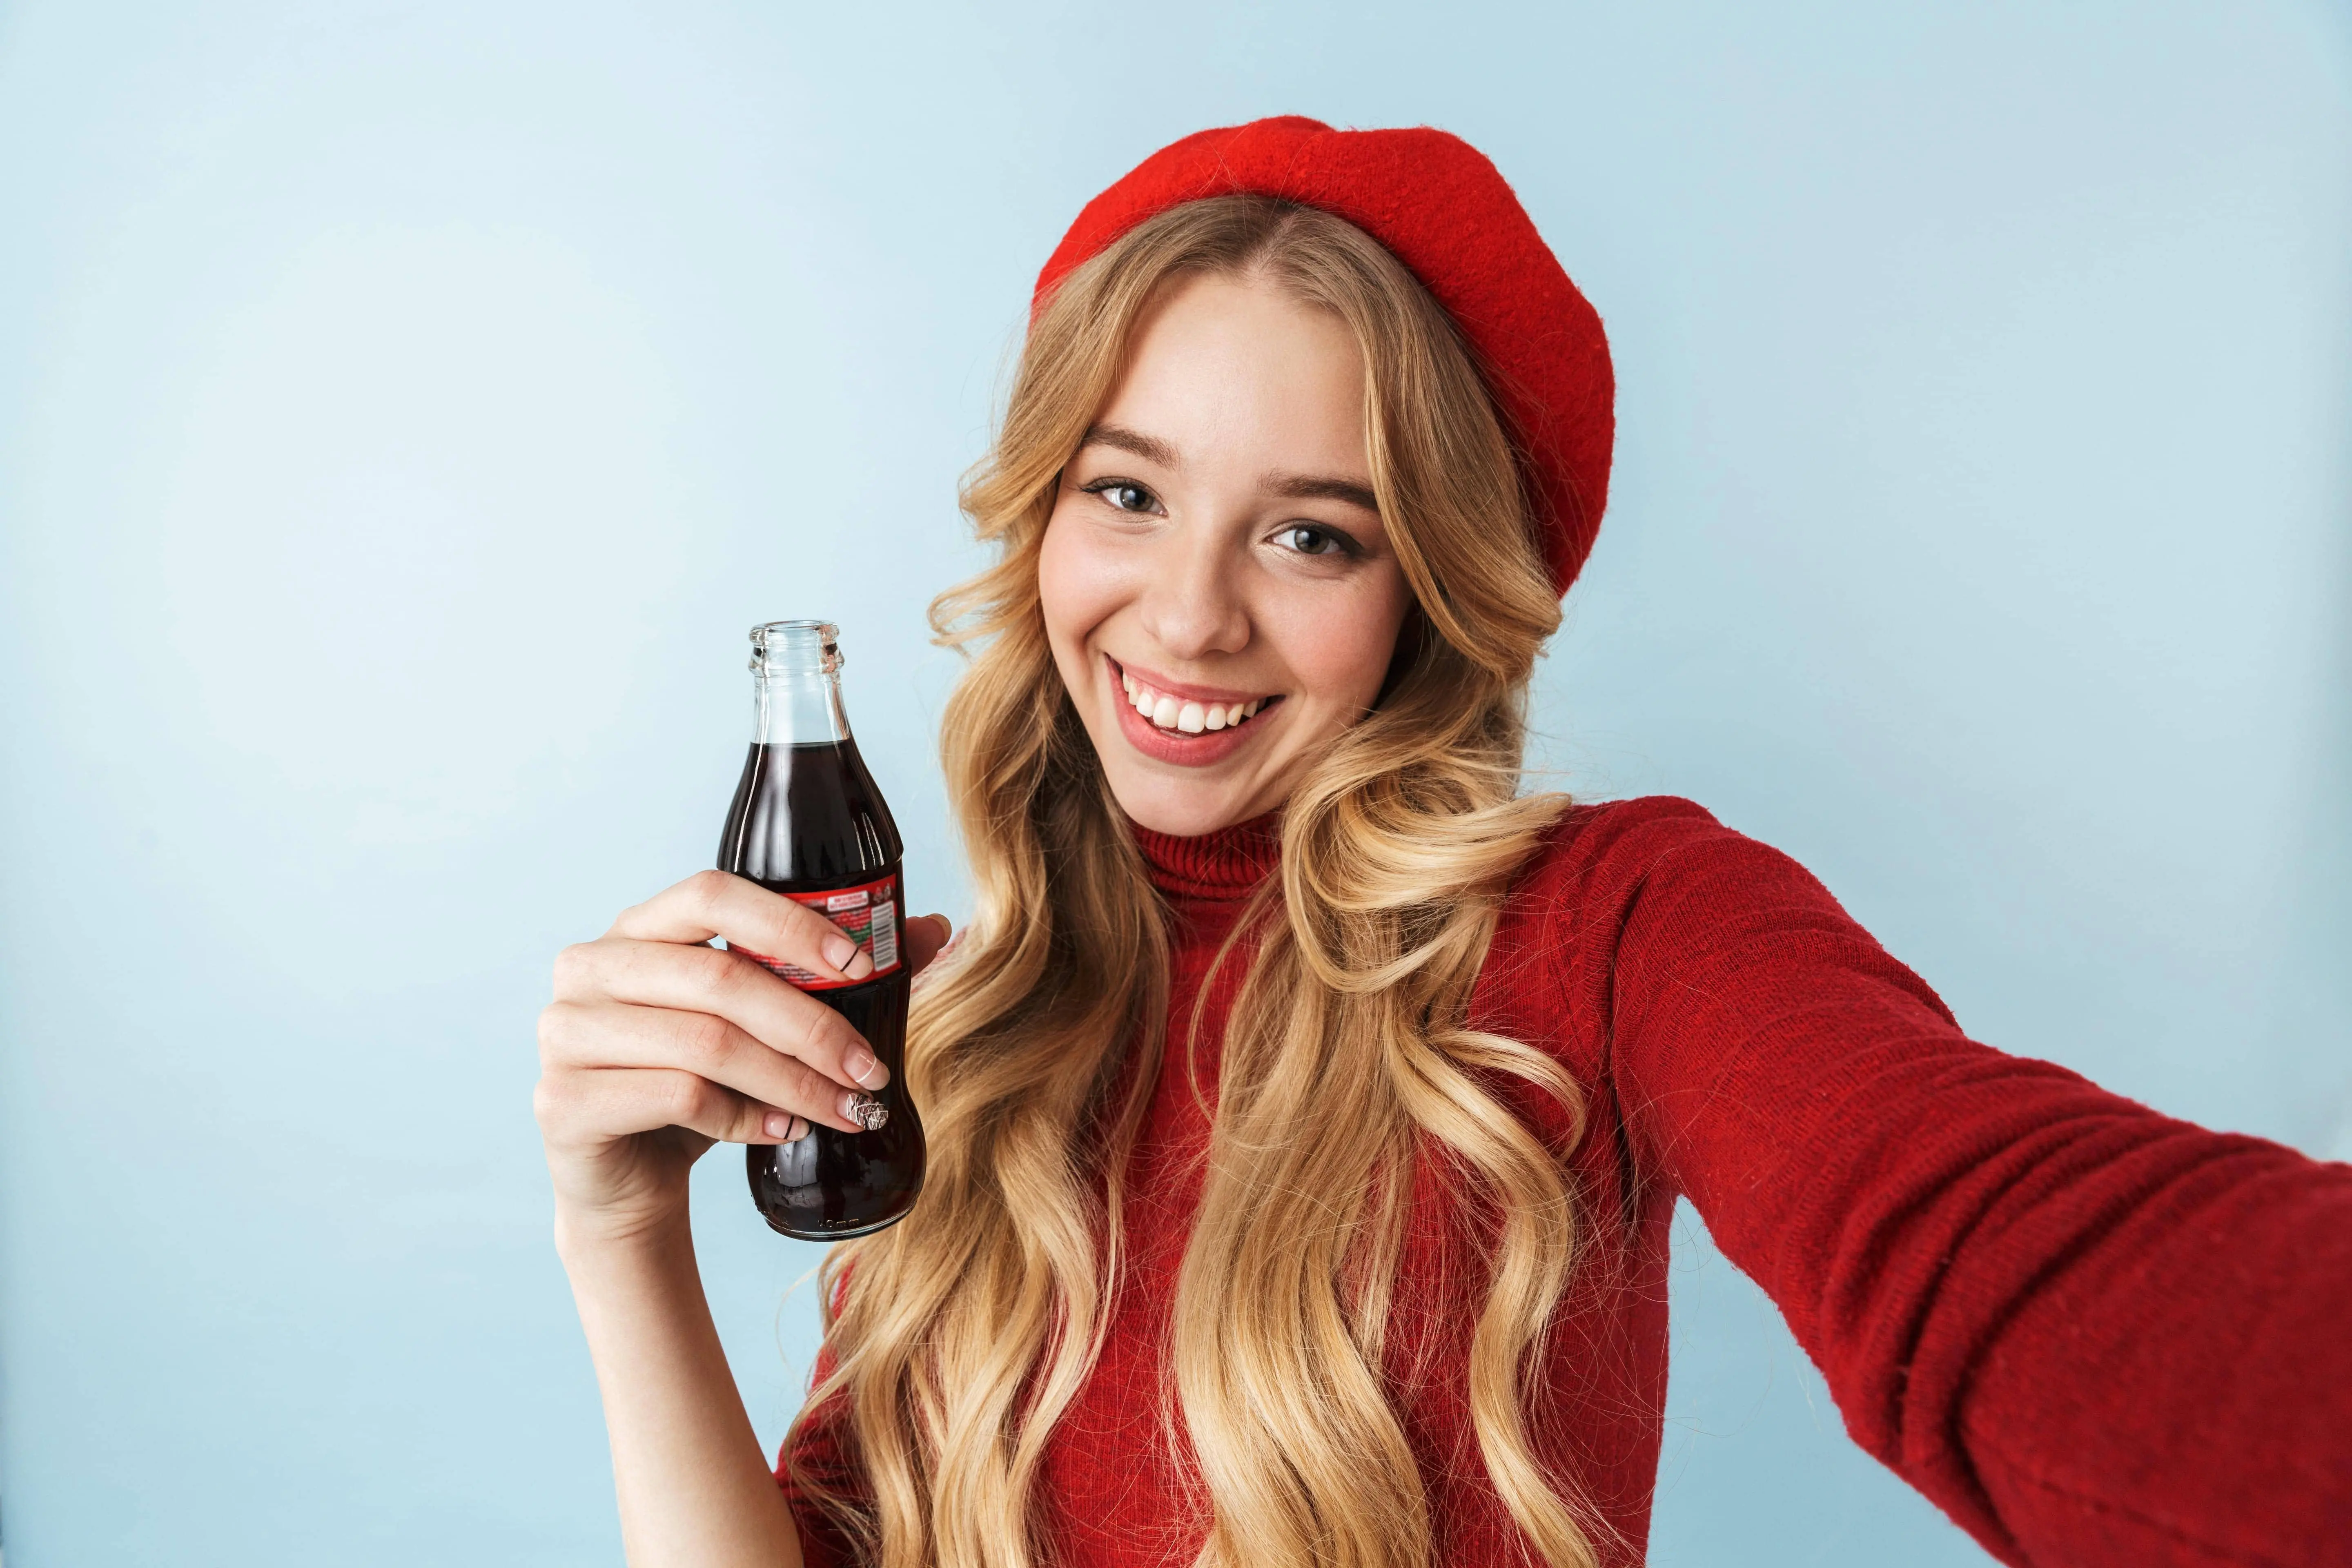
[1038,273,1415,838]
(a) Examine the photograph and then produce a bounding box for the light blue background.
[2,2,2347,1563]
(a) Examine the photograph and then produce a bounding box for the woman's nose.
[1136,530,1250,661]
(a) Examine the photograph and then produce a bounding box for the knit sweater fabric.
[780,797,2352,1566]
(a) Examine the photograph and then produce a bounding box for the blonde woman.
[534,119,2352,1568]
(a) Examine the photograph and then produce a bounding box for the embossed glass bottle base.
[741,967,925,1240]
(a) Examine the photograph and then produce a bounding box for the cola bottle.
[719,619,926,1239]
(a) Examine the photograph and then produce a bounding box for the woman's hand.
[535,869,953,1249]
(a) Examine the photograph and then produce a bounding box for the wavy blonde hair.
[786,196,1598,1568]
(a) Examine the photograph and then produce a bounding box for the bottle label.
[731,873,902,991]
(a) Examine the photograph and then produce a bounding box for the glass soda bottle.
[718,619,926,1239]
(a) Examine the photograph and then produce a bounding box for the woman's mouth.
[1119,669,1272,734]
[1105,656,1282,766]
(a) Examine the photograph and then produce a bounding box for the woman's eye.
[1276,523,1350,557]
[1085,480,1157,513]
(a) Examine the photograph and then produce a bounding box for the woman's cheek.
[1036,505,1123,667]
[1267,575,1413,715]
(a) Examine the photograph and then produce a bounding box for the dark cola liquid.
[720,739,925,1240]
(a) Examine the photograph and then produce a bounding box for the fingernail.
[764,1111,808,1141]
[842,1045,889,1089]
[840,1090,889,1131]
[822,935,856,971]
[844,947,874,980]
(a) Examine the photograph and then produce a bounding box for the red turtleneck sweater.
[780,797,2352,1567]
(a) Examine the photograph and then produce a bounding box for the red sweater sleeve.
[1553,797,2352,1568]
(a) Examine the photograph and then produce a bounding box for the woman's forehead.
[1096,274,1370,483]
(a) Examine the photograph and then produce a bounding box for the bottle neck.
[753,666,851,747]
[747,620,853,747]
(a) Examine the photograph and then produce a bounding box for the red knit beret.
[1034,116,1615,598]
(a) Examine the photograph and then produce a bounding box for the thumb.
[903,912,955,977]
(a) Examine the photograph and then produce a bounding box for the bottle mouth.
[751,619,841,675]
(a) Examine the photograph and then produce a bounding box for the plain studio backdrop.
[1,2,2347,1563]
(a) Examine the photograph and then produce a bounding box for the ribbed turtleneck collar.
[1129,811,1284,904]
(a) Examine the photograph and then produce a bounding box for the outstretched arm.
[1568,799,2352,1568]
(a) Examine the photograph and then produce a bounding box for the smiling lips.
[1119,667,1270,735]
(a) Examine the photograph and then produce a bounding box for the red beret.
[1035,116,1615,598]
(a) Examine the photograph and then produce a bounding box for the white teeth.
[1120,673,1270,733]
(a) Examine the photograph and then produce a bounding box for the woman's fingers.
[535,1064,809,1150]
[539,998,871,1133]
[553,936,888,1093]
[904,913,954,977]
[608,869,878,985]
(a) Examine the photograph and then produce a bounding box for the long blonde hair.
[787,196,1599,1568]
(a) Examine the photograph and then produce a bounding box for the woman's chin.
[1106,775,1274,839]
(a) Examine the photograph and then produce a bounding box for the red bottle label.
[730,873,902,991]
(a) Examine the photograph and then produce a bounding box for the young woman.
[535,119,2352,1568]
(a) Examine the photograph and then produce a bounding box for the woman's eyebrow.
[1267,472,1380,513]
[1077,423,1180,468]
